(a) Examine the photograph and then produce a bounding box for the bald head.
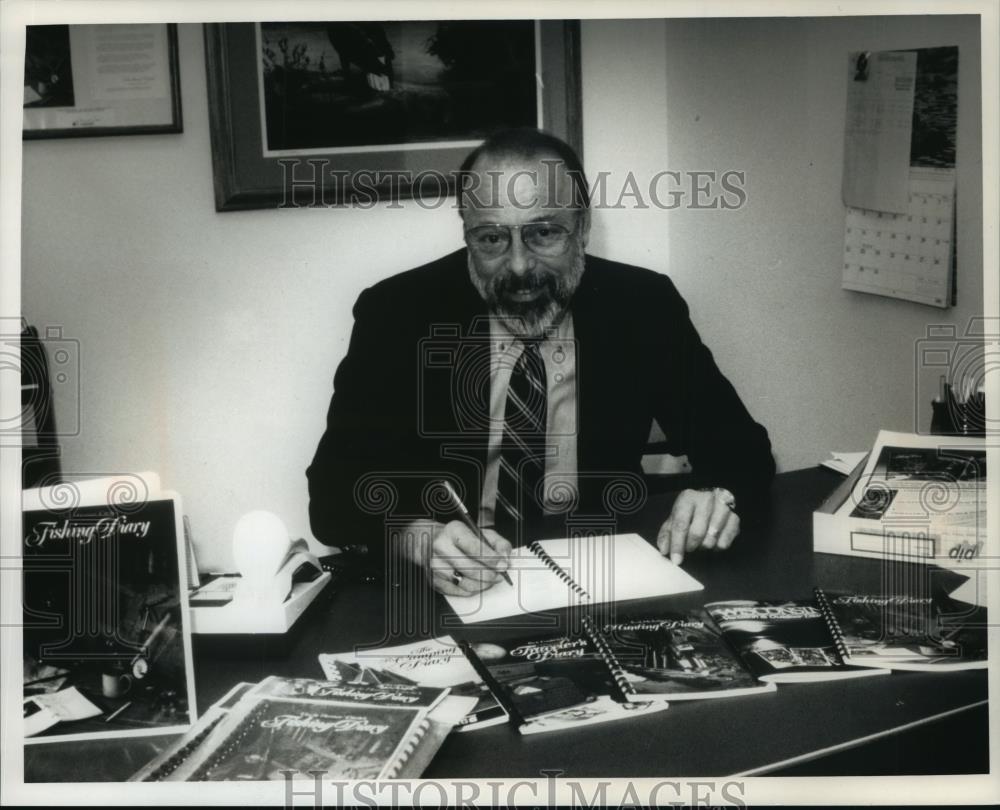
[458,127,590,213]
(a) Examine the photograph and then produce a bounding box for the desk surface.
[24,467,988,781]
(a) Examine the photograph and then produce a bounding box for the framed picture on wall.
[23,23,182,139]
[203,20,581,211]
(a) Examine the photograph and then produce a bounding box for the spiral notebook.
[814,587,988,672]
[444,533,703,624]
[130,677,463,781]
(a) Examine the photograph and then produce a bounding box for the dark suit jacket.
[307,249,775,554]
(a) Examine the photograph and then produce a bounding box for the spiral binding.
[814,587,850,663]
[144,714,226,781]
[192,702,269,781]
[527,541,592,600]
[581,615,635,698]
[382,718,430,779]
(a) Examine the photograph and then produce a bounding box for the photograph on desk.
[22,492,197,743]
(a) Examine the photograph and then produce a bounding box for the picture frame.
[23,23,182,139]
[203,20,582,211]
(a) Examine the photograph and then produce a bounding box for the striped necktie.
[494,341,547,546]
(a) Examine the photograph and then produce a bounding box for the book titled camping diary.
[318,636,507,731]
[444,533,703,624]
[704,600,890,683]
[815,588,988,672]
[460,626,669,735]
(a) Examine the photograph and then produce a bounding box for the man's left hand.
[656,488,740,566]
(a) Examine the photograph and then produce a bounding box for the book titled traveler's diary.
[319,636,507,731]
[444,533,703,624]
[460,626,669,735]
[600,615,777,701]
[815,588,988,672]
[704,600,890,683]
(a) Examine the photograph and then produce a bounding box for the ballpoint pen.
[439,480,514,587]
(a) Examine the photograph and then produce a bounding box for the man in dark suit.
[308,128,774,595]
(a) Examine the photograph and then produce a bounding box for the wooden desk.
[24,468,988,781]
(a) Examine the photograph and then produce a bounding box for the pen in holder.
[930,382,986,436]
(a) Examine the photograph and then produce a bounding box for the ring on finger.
[451,571,463,587]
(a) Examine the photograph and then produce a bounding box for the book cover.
[318,636,507,731]
[22,493,197,742]
[601,615,777,700]
[172,679,454,781]
[461,632,667,734]
[704,600,890,683]
[816,589,987,671]
[188,695,427,781]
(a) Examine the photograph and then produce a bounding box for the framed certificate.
[23,23,182,139]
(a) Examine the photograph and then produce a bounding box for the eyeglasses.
[464,221,575,258]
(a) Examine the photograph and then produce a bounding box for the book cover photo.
[22,494,197,742]
[815,589,988,671]
[704,600,889,683]
[461,632,668,734]
[601,615,777,700]
[318,636,507,731]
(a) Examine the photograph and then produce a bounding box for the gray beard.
[468,250,585,338]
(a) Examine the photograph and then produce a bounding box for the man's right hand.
[396,520,512,595]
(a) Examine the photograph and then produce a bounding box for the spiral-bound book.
[815,588,988,672]
[444,533,703,624]
[599,615,777,701]
[131,677,464,781]
[460,624,669,735]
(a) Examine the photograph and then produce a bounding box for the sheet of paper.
[444,533,703,624]
[26,687,102,723]
[842,167,955,307]
[842,50,916,213]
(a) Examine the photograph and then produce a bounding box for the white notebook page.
[444,533,703,624]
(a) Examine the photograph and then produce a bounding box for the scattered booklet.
[460,630,669,735]
[600,615,777,701]
[444,533,703,624]
[318,636,507,731]
[815,588,988,672]
[704,600,890,683]
[132,676,469,781]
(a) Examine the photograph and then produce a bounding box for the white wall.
[22,17,983,571]
[584,14,982,473]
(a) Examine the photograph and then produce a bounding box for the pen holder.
[930,385,986,436]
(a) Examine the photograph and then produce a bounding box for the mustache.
[493,269,559,296]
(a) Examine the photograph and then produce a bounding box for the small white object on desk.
[189,511,330,634]
[820,451,868,476]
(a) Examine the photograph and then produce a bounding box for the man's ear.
[579,208,592,248]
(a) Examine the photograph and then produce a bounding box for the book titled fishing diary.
[135,676,468,781]
[815,588,987,672]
